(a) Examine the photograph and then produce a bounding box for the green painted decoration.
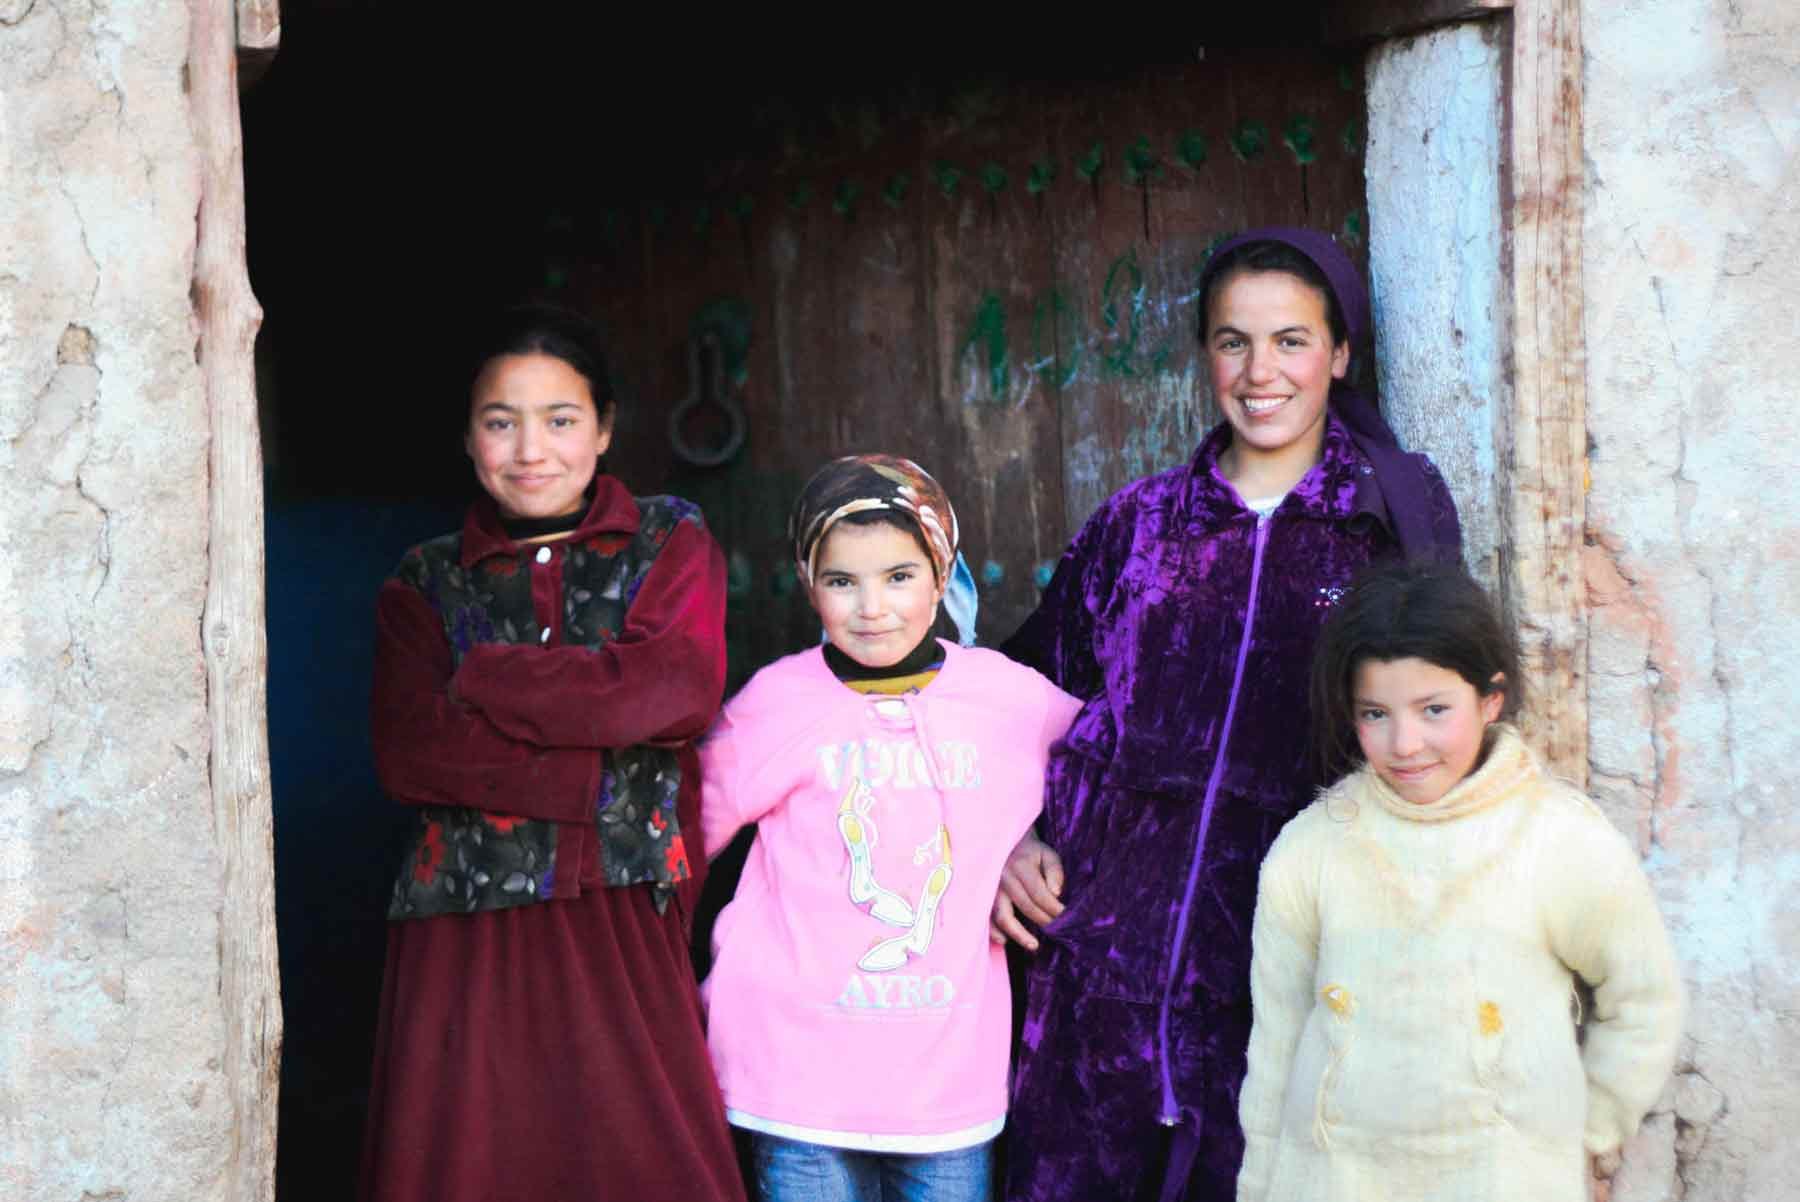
[1176,129,1209,171]
[1123,136,1162,185]
[960,293,1009,400]
[1074,141,1105,183]
[1100,249,1145,377]
[883,172,911,208]
[1283,116,1318,165]
[1026,160,1055,196]
[1230,121,1268,162]
[1030,288,1083,391]
[1340,118,1364,155]
[933,161,963,198]
[787,182,813,211]
[980,163,1009,194]
[832,180,861,219]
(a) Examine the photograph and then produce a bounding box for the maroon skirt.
[358,876,745,1202]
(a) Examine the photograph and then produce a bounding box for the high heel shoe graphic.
[858,861,953,972]
[838,781,915,927]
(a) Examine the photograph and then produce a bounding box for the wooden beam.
[1323,0,1512,44]
[1498,0,1588,784]
[236,0,279,88]
[190,0,281,1198]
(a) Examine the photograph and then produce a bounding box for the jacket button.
[535,546,552,564]
[539,628,551,644]
[1360,465,1374,476]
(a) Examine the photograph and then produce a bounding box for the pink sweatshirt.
[700,642,1080,1152]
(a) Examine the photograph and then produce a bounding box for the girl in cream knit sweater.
[1237,564,1682,1202]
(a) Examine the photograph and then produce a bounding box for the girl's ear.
[1480,671,1506,724]
[595,403,616,459]
[1330,338,1350,381]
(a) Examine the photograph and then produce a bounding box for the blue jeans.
[751,1133,993,1202]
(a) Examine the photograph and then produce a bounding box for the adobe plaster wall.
[0,2,233,1198]
[1371,3,1797,1198]
[2,1,1795,1199]
[1583,1,1800,1198]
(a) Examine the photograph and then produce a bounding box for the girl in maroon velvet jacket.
[991,229,1462,1202]
[358,306,745,1202]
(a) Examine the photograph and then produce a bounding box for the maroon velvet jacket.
[359,478,745,1202]
[371,476,728,911]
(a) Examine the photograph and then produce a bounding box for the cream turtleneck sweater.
[1236,726,1683,1202]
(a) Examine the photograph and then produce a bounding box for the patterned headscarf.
[790,454,960,590]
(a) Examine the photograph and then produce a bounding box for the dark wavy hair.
[1310,562,1524,782]
[1198,239,1350,346]
[466,303,615,418]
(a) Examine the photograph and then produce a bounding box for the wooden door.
[560,52,1369,684]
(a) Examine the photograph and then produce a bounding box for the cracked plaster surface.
[1365,23,1508,591]
[1,2,1793,1199]
[1368,5,1796,1197]
[1583,0,1800,1197]
[1,2,230,1198]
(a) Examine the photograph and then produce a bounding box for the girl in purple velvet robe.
[991,228,1462,1202]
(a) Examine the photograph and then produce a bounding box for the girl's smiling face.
[466,352,613,521]
[1205,269,1349,484]
[1352,657,1505,805]
[808,520,944,669]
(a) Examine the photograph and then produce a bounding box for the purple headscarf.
[1197,225,1458,559]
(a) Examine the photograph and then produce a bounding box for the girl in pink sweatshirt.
[701,455,1080,1202]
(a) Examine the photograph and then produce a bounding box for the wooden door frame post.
[192,0,282,1198]
[1329,0,1588,783]
[236,0,280,86]
[1499,0,1588,784]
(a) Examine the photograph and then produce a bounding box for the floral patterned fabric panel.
[386,496,702,920]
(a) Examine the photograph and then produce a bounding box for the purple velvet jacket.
[1001,415,1459,1202]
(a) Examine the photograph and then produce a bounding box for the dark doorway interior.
[244,8,1356,1198]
